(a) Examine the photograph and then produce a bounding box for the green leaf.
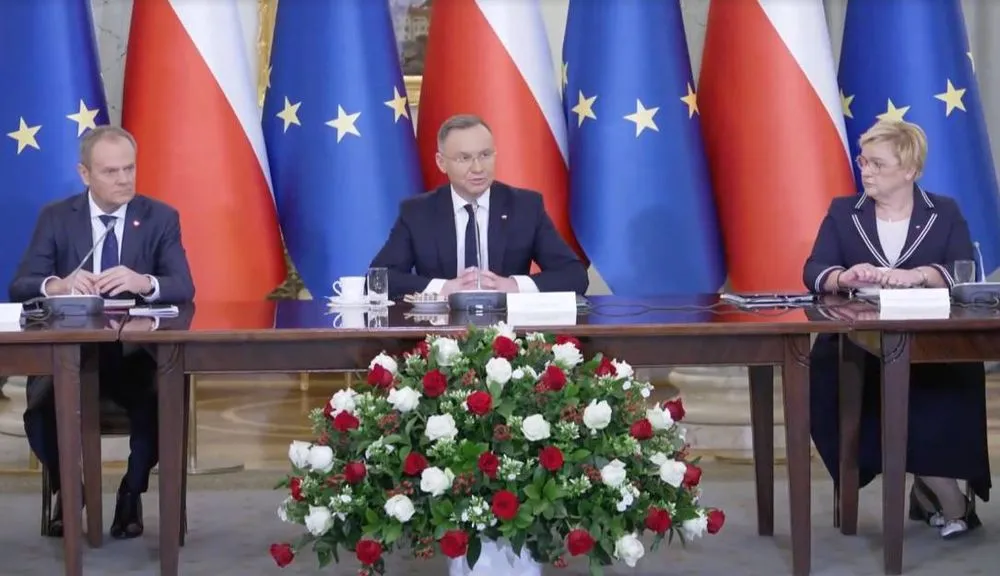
[588,557,604,576]
[382,522,402,544]
[542,505,554,520]
[524,485,542,500]
[365,509,380,526]
[497,400,515,419]
[466,535,482,569]
[511,531,526,555]
[488,381,503,400]
[564,383,579,398]
[571,449,591,462]
[382,434,403,445]
[542,478,559,501]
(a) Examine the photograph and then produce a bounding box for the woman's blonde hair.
[858,120,928,179]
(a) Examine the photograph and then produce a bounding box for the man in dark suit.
[371,114,588,298]
[8,125,195,539]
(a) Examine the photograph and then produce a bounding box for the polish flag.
[417,0,583,258]
[698,0,855,292]
[122,0,286,301]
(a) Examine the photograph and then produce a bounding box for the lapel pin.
[501,214,507,220]
[133,220,140,227]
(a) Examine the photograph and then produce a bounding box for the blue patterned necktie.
[464,204,478,271]
[98,215,118,271]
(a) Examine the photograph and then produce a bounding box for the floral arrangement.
[270,323,724,575]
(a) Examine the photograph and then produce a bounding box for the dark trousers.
[24,343,159,494]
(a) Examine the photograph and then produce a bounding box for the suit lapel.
[68,192,95,272]
[487,185,510,274]
[434,187,458,277]
[893,186,937,268]
[851,195,891,268]
[121,198,148,271]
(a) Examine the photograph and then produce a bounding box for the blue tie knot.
[99,215,116,227]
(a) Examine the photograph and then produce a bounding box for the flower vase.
[448,539,542,576]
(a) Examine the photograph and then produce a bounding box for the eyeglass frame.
[439,149,497,168]
[855,154,900,174]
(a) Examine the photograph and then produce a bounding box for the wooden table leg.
[157,344,185,576]
[53,345,83,576]
[782,335,812,576]
[881,332,911,575]
[748,365,774,536]
[79,343,103,547]
[839,335,865,535]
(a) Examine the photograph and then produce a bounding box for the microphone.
[67,218,115,283]
[470,200,484,290]
[974,241,986,282]
[447,199,506,312]
[28,218,116,317]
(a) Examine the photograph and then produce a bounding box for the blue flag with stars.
[262,0,423,297]
[0,0,108,297]
[562,0,725,295]
[840,0,1000,277]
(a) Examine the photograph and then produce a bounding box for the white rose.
[521,414,551,441]
[383,494,415,523]
[511,366,537,381]
[387,386,422,413]
[485,357,512,386]
[658,458,687,487]
[611,359,634,379]
[425,414,458,442]
[648,451,668,467]
[646,405,673,431]
[433,337,462,366]
[551,342,583,368]
[288,440,312,469]
[582,399,613,430]
[493,321,516,342]
[304,505,334,536]
[369,352,398,374]
[601,459,628,488]
[307,445,335,473]
[328,388,358,416]
[420,466,455,496]
[614,533,645,567]
[681,512,708,540]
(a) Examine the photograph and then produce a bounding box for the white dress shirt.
[423,187,538,294]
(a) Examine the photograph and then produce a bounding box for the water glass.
[954,260,976,284]
[367,267,389,304]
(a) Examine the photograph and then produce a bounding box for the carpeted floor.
[0,467,995,575]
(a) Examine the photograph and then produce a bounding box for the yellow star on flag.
[570,91,597,127]
[934,79,966,116]
[66,100,99,136]
[326,105,361,142]
[7,117,41,154]
[840,90,855,119]
[680,83,699,118]
[624,99,659,137]
[876,99,910,122]
[384,86,410,122]
[276,97,302,132]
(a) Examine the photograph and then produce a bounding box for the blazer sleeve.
[369,212,436,298]
[802,203,846,293]
[928,201,974,288]
[526,196,589,294]
[151,208,195,303]
[8,206,58,302]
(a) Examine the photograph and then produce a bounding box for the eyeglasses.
[442,150,496,167]
[855,155,898,174]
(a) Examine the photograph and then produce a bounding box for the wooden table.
[0,314,121,576]
[120,295,855,576]
[831,300,1000,574]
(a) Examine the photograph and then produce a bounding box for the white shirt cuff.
[511,275,539,293]
[40,276,59,297]
[141,275,160,302]
[424,279,447,295]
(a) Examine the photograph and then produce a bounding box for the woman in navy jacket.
[803,120,989,539]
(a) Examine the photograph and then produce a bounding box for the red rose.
[478,452,499,479]
[595,356,616,377]
[566,529,594,556]
[344,461,367,484]
[491,490,519,521]
[323,402,334,420]
[439,530,469,558]
[269,543,295,567]
[683,464,702,488]
[367,364,394,389]
[707,509,726,534]
[412,340,429,358]
[492,336,518,360]
[422,370,447,397]
[664,398,685,421]
[538,446,564,471]
[333,411,360,433]
[466,391,493,415]
[355,538,383,565]
[541,365,566,391]
[645,507,672,533]
[629,418,653,440]
[403,452,429,476]
[289,477,304,501]
[555,335,581,349]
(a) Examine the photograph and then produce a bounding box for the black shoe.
[908,477,945,527]
[46,492,64,538]
[110,479,143,539]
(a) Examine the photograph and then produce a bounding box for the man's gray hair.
[79,125,137,167]
[437,114,492,149]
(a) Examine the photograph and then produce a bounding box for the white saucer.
[327,297,395,307]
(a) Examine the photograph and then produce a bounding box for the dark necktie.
[99,214,119,271]
[464,204,478,270]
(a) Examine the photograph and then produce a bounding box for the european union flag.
[562,0,725,296]
[262,0,423,297]
[0,0,108,295]
[840,0,1000,276]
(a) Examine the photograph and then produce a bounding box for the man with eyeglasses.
[371,114,588,298]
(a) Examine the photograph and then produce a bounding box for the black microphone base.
[447,289,507,313]
[951,282,1000,305]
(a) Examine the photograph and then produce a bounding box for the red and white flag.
[699,0,855,292]
[122,0,286,301]
[417,0,583,258]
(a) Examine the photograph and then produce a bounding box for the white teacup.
[333,309,366,329]
[332,276,366,302]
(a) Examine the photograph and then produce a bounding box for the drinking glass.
[954,260,976,284]
[367,267,389,304]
